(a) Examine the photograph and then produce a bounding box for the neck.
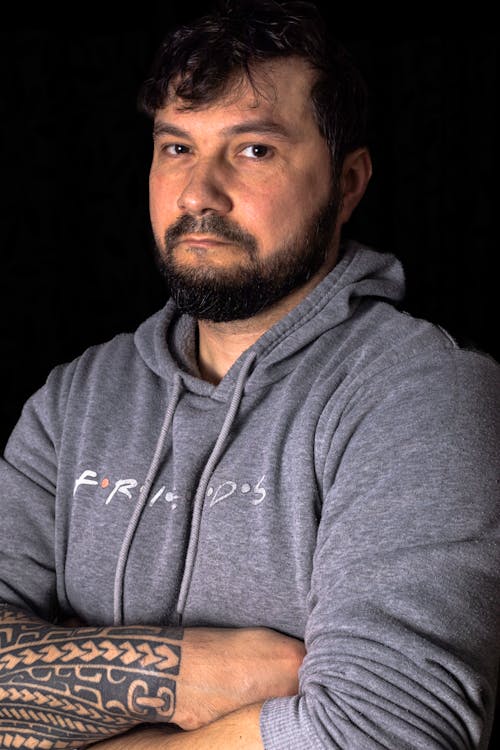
[197,255,338,384]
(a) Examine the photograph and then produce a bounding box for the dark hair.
[138,0,369,172]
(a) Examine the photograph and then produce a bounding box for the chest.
[60,387,325,637]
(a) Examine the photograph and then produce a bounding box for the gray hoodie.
[1,240,499,749]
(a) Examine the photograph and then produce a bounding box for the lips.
[180,236,231,245]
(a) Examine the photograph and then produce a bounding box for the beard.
[152,188,340,323]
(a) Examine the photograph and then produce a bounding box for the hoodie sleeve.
[0,362,74,621]
[260,349,500,750]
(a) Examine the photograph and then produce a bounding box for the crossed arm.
[87,705,264,748]
[0,604,304,749]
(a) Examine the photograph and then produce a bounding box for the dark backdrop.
[1,25,498,455]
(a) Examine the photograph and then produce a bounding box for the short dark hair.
[138,0,369,173]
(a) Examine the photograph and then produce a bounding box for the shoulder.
[338,343,500,480]
[336,294,499,401]
[45,331,140,396]
[317,308,499,462]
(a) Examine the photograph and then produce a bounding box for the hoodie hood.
[134,240,406,398]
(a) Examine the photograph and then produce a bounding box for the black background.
[0,15,499,746]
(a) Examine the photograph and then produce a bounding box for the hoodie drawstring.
[113,372,183,625]
[175,351,257,620]
[112,352,257,626]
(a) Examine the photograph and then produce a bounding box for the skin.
[86,705,264,749]
[150,56,372,383]
[0,607,302,748]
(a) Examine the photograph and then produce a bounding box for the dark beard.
[153,190,340,322]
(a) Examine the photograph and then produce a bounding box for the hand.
[84,724,183,748]
[56,618,304,733]
[173,627,304,730]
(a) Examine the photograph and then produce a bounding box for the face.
[149,57,339,322]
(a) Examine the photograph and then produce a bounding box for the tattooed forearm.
[0,605,183,749]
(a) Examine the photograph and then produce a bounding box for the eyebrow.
[152,119,292,140]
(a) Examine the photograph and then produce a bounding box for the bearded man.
[1,2,499,749]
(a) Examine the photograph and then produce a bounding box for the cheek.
[241,170,302,221]
[241,170,326,241]
[148,171,176,230]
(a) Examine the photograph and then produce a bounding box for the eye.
[240,144,272,159]
[160,143,191,156]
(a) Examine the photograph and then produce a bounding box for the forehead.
[156,57,319,132]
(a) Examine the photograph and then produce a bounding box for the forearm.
[157,704,264,750]
[0,604,183,748]
[0,605,303,748]
[90,703,264,749]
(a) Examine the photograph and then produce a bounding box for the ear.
[337,147,372,225]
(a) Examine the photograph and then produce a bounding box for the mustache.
[164,214,258,256]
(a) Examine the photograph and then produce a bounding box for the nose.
[177,159,232,215]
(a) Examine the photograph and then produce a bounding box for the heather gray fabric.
[1,240,499,749]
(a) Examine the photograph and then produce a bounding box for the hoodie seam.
[256,250,361,360]
[329,338,460,421]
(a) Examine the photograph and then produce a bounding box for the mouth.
[178,235,232,247]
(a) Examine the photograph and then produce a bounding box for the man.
[1,2,499,748]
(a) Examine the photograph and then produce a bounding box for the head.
[139,0,372,322]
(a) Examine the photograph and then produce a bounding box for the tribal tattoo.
[0,605,183,749]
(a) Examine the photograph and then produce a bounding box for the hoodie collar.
[134,240,406,399]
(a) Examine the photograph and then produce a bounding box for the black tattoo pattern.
[0,606,183,748]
